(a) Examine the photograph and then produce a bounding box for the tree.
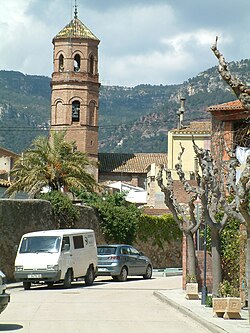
[157,145,202,279]
[75,191,140,244]
[5,131,97,198]
[157,139,245,295]
[211,37,250,318]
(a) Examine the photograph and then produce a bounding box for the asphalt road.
[0,276,212,333]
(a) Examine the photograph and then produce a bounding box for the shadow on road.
[0,324,23,331]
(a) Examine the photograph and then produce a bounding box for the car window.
[120,247,130,255]
[97,247,116,255]
[130,247,140,255]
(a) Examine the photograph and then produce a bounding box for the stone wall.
[0,199,56,280]
[0,199,104,281]
[0,199,182,281]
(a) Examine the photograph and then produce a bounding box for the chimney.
[177,96,186,129]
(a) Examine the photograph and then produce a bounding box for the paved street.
[0,276,213,333]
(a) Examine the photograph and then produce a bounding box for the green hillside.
[0,59,248,154]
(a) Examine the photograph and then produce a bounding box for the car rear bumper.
[0,293,10,314]
[97,265,121,276]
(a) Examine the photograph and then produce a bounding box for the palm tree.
[6,131,97,198]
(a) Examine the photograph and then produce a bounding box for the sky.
[1,0,250,87]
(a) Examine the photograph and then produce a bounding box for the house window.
[89,55,94,74]
[72,101,80,122]
[59,54,64,72]
[74,54,80,72]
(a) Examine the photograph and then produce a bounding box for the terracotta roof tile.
[171,121,211,134]
[0,179,10,187]
[0,147,19,157]
[207,100,244,111]
[99,153,168,173]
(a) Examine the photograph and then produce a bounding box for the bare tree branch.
[211,36,250,112]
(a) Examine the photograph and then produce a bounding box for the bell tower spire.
[50,13,100,179]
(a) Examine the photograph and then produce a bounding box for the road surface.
[0,276,212,333]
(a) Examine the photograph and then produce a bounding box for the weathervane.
[74,0,78,19]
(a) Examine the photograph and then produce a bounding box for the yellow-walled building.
[168,121,211,180]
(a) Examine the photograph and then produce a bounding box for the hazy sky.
[0,0,250,87]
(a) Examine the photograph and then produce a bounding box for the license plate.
[98,268,107,272]
[28,274,42,278]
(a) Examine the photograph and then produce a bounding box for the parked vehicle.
[14,229,97,290]
[97,244,152,281]
[0,270,10,314]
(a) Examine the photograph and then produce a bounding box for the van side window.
[73,235,84,249]
[62,237,70,251]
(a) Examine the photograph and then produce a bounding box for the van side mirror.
[62,244,70,252]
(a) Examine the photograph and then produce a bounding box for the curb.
[153,291,227,333]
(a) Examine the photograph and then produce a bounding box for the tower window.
[74,54,81,72]
[59,54,64,72]
[72,101,80,122]
[89,55,94,74]
[89,101,95,126]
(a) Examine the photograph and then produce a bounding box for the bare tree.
[157,145,202,279]
[211,38,250,319]
[211,36,250,112]
[157,140,242,295]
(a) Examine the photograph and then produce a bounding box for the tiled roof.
[0,179,10,187]
[0,147,19,157]
[54,18,99,41]
[171,121,211,134]
[99,153,168,173]
[207,100,244,111]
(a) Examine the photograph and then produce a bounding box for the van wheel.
[23,281,31,290]
[63,269,73,288]
[117,267,128,282]
[85,266,95,286]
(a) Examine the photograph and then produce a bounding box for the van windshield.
[19,236,61,253]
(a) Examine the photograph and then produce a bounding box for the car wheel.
[23,281,31,290]
[63,269,73,288]
[143,265,152,279]
[117,266,128,282]
[85,266,95,286]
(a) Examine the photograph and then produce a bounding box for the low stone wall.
[0,199,182,280]
[0,199,104,281]
[0,199,56,280]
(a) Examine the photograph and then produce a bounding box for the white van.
[14,229,97,290]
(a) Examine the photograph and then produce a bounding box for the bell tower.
[50,8,100,166]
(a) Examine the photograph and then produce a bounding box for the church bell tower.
[50,8,100,165]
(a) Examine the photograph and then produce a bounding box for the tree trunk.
[247,227,250,322]
[186,231,196,277]
[211,227,222,296]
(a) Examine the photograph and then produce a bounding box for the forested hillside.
[0,59,249,154]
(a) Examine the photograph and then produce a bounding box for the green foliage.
[186,274,197,283]
[38,191,79,229]
[76,191,140,244]
[6,131,97,197]
[205,295,213,307]
[137,214,182,248]
[218,280,240,298]
[220,217,241,287]
[202,214,241,291]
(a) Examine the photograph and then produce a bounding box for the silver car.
[97,245,152,281]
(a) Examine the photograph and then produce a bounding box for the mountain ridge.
[0,59,249,154]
